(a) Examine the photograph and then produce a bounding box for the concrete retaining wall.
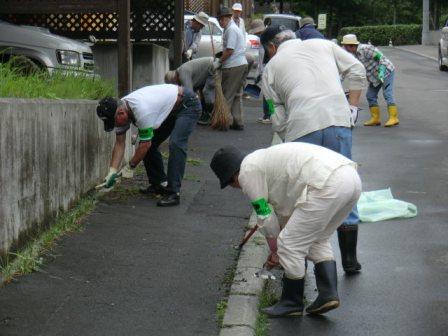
[0,99,131,255]
[92,42,169,90]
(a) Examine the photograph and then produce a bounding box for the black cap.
[260,25,286,45]
[210,146,245,189]
[96,97,118,132]
[217,7,232,18]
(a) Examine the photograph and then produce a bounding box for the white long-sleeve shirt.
[238,142,356,238]
[262,39,366,142]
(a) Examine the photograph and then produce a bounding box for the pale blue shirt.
[222,20,247,69]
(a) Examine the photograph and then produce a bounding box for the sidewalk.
[393,44,438,61]
[0,99,272,336]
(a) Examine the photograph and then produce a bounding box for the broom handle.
[209,22,216,58]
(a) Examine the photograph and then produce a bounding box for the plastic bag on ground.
[358,188,418,223]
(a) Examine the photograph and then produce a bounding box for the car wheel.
[438,47,448,71]
[7,55,42,76]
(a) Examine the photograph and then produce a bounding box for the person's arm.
[129,141,151,167]
[332,42,366,106]
[110,133,126,170]
[239,164,280,253]
[220,48,234,63]
[189,30,202,54]
[261,65,288,140]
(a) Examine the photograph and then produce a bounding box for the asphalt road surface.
[0,99,273,336]
[268,48,448,336]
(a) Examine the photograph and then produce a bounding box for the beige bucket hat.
[341,34,360,45]
[248,19,265,34]
[194,11,210,26]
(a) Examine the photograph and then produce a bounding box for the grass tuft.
[0,196,97,285]
[216,300,228,328]
[0,60,115,100]
[255,282,278,336]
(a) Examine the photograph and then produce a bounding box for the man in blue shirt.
[295,17,324,41]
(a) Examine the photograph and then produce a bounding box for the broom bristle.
[210,70,231,131]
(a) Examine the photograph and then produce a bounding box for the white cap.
[232,3,243,11]
[341,34,360,45]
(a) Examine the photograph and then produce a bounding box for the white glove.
[96,167,118,189]
[119,162,134,179]
[185,49,193,59]
[349,105,359,127]
[212,58,221,71]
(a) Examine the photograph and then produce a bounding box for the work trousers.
[143,89,201,194]
[221,64,248,127]
[366,70,396,107]
[294,126,360,224]
[277,165,362,279]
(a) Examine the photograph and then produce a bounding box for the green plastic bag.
[358,188,418,223]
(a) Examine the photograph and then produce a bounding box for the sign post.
[317,13,327,31]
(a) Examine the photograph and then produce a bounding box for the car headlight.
[57,50,80,67]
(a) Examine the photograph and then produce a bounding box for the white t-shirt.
[222,20,248,69]
[121,84,178,141]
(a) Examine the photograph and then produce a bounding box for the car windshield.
[202,22,222,36]
[264,17,299,31]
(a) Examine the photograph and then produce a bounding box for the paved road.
[268,48,448,335]
[0,100,273,336]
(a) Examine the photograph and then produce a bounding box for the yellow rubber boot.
[364,106,381,126]
[384,105,399,127]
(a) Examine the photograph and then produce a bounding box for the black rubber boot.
[306,261,340,315]
[337,224,362,274]
[262,276,304,317]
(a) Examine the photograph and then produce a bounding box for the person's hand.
[98,167,119,189]
[185,49,193,59]
[264,252,280,270]
[119,162,134,179]
[212,58,221,70]
[349,105,359,126]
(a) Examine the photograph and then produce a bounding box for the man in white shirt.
[210,143,362,317]
[232,3,246,38]
[261,26,366,274]
[96,85,202,206]
[217,7,248,130]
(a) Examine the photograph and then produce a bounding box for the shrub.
[339,24,422,46]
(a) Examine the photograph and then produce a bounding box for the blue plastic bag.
[358,188,418,223]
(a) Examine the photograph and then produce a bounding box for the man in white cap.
[260,26,366,274]
[210,143,362,316]
[232,2,246,38]
[216,7,248,130]
[341,34,399,127]
[183,12,210,62]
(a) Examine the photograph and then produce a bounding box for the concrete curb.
[394,46,438,62]
[219,212,269,336]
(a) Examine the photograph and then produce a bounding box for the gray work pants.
[221,64,248,127]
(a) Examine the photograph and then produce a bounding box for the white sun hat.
[341,34,360,45]
[194,11,210,26]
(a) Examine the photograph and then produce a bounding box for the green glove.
[104,167,119,188]
[378,64,386,83]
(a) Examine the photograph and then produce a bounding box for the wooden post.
[118,0,131,96]
[173,0,185,69]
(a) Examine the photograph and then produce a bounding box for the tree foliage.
[258,0,448,37]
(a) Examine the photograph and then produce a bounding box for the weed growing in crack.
[255,281,279,336]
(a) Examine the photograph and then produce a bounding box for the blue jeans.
[366,70,395,107]
[294,126,360,225]
[143,88,201,193]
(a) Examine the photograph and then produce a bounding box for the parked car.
[184,15,260,78]
[0,19,95,75]
[438,19,448,71]
[263,13,301,32]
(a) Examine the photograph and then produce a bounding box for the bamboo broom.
[208,23,231,131]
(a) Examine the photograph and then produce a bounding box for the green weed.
[0,196,97,285]
[216,300,228,328]
[255,282,278,336]
[0,60,115,99]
